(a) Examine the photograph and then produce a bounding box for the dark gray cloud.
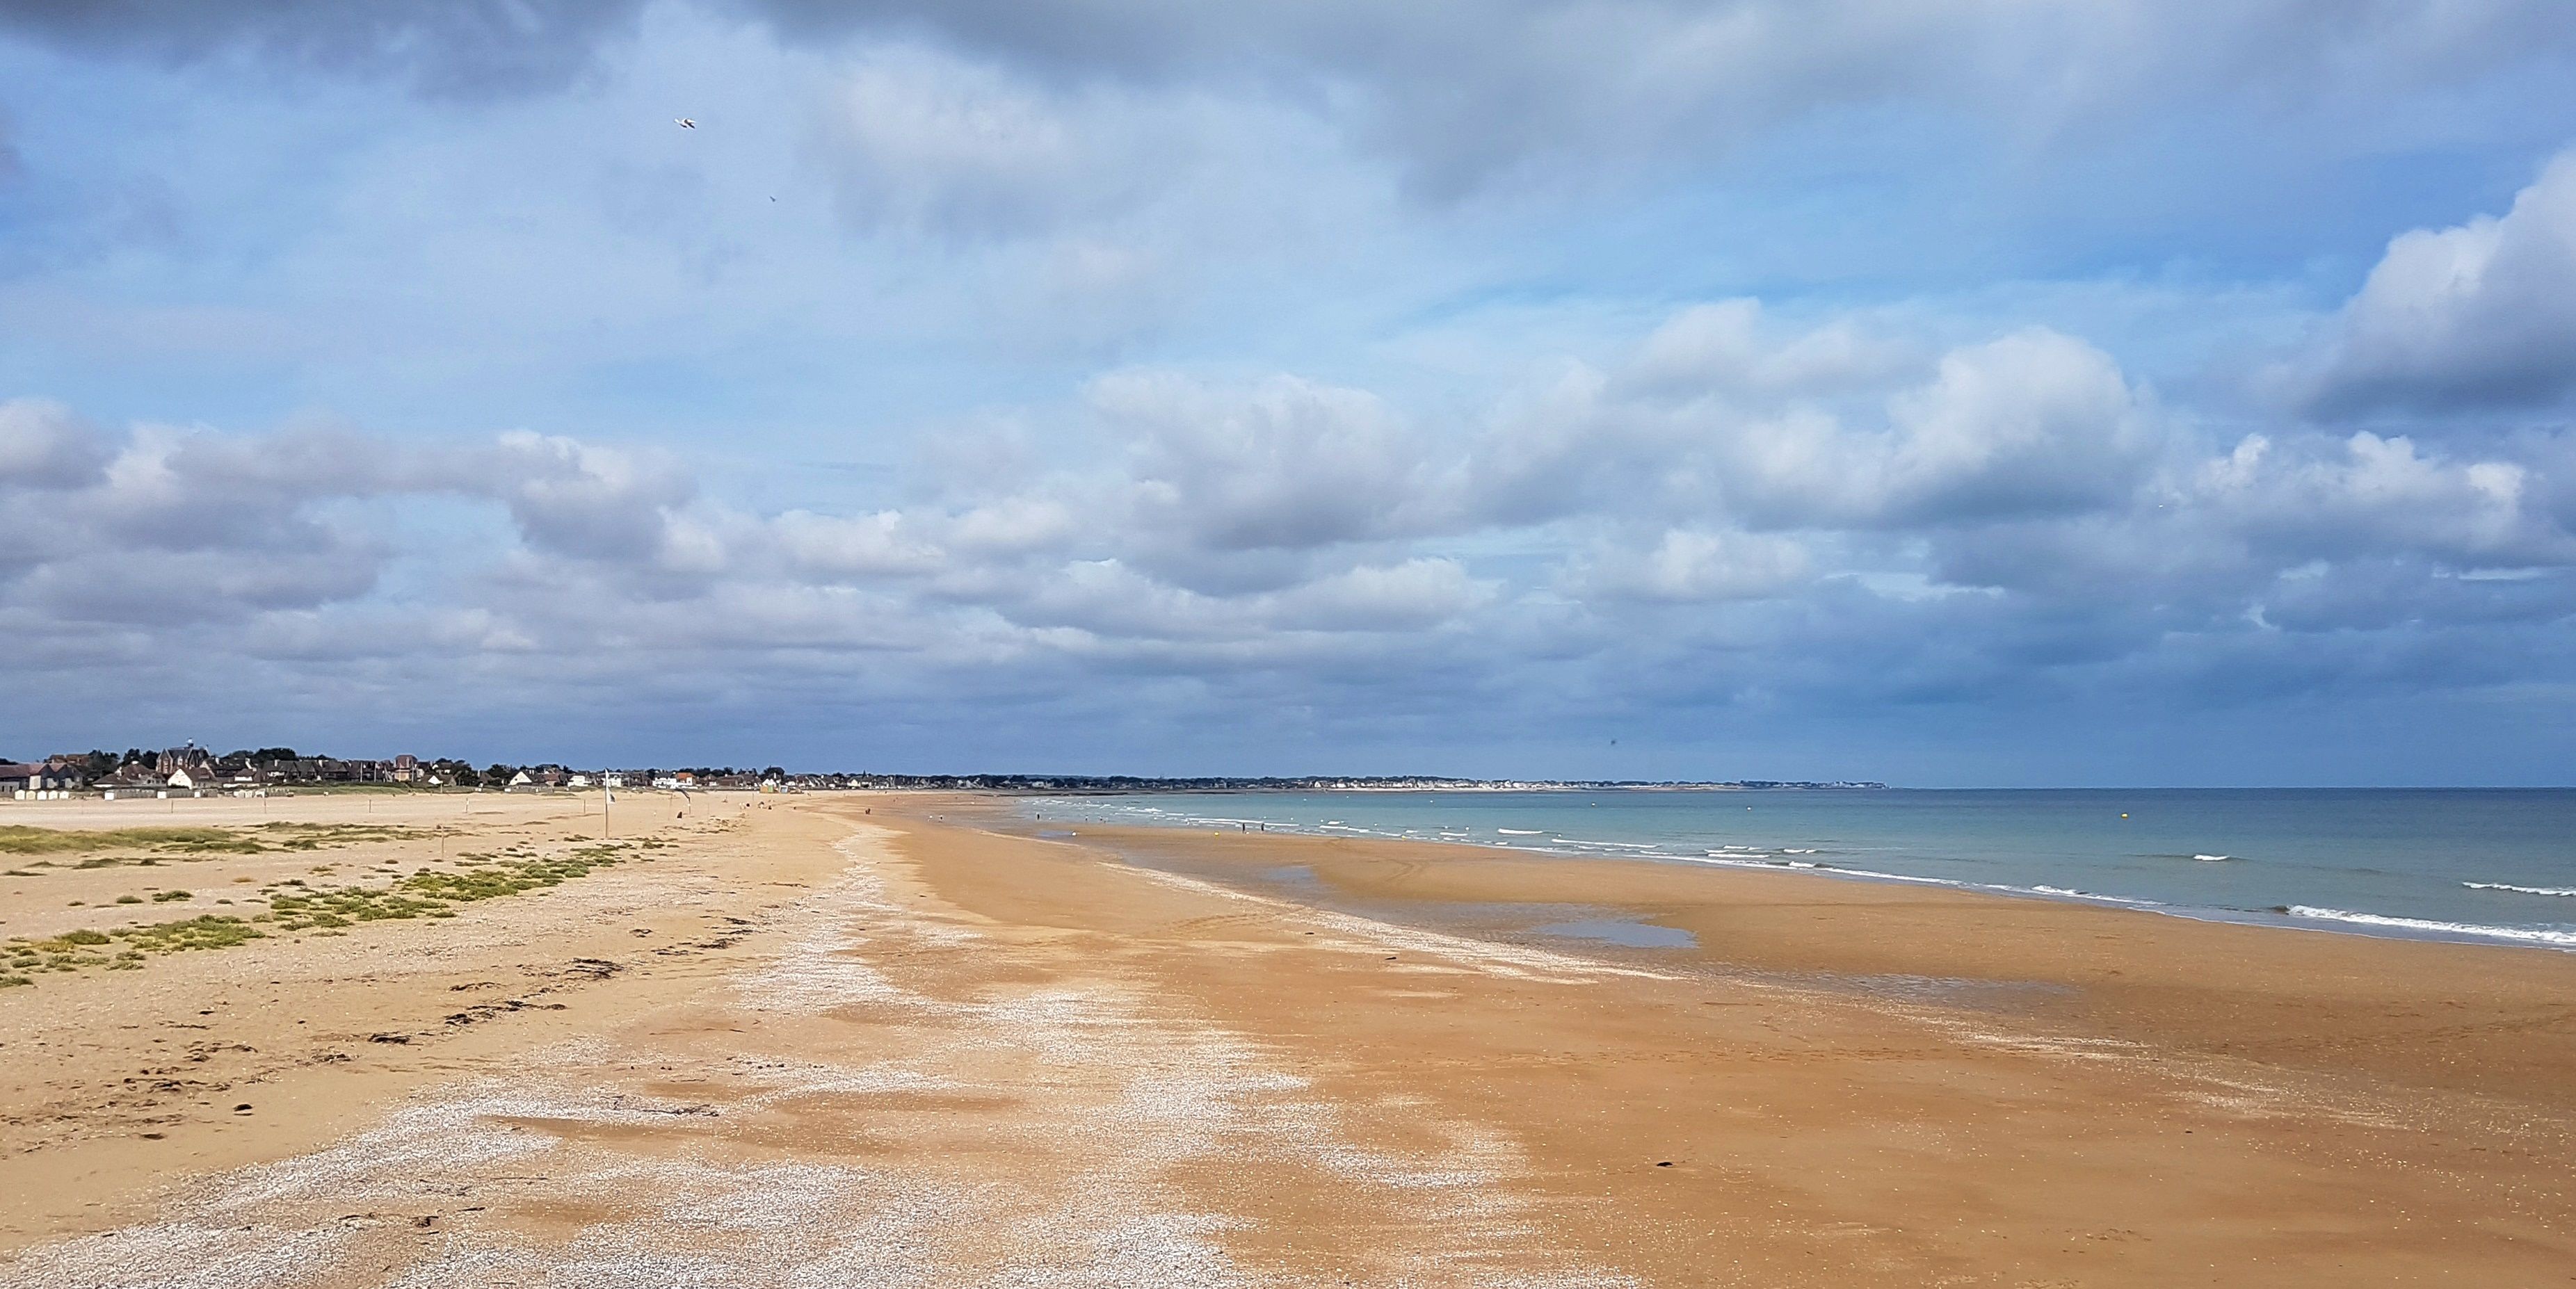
[11,0,2573,195]
[0,398,107,487]
[0,0,643,95]
[753,1,2576,193]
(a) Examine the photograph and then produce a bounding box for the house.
[508,770,535,789]
[97,763,169,791]
[1,762,82,793]
[155,743,210,777]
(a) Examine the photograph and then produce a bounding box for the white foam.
[1496,828,1542,835]
[2193,854,2232,862]
[1821,866,1965,887]
[2463,881,2576,897]
[2022,884,2162,907]
[2286,906,2576,947]
[1676,854,1771,870]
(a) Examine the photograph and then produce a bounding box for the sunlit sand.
[3,792,2571,1285]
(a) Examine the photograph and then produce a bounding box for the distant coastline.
[3,744,1881,798]
[866,775,1890,793]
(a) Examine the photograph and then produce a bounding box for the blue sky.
[5,1,2576,784]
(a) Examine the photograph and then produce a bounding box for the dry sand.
[2,791,2571,1286]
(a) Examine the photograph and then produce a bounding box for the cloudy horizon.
[6,1,2576,785]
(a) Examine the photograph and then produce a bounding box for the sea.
[1020,788,2576,952]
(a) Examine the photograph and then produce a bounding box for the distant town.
[0,744,1884,800]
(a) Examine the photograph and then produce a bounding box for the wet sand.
[2,792,2571,1285]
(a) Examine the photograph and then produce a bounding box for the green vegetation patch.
[5,927,115,973]
[3,916,264,975]
[0,823,434,864]
[0,826,260,856]
[260,843,639,928]
[2,839,646,989]
[266,886,456,929]
[250,822,434,851]
[402,845,629,904]
[116,915,264,953]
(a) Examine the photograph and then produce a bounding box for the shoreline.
[1040,814,2576,1114]
[6,792,2573,1284]
[1016,793,2576,955]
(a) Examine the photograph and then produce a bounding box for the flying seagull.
[675,117,695,129]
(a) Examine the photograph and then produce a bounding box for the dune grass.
[6,916,268,975]
[2,836,665,987]
[0,823,435,868]
[0,826,258,856]
[261,843,646,928]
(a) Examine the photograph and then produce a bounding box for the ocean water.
[1021,789,2576,952]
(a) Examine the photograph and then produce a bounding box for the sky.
[4,1,2576,785]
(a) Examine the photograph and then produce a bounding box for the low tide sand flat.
[2,793,2572,1285]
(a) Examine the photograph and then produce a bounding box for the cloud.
[1476,321,2159,534]
[0,398,108,488]
[0,0,646,96]
[1095,370,1447,556]
[1626,300,1918,397]
[14,0,2572,199]
[1570,528,1812,603]
[10,283,2576,772]
[814,46,1186,238]
[475,432,693,562]
[1859,329,2160,525]
[745,1,2576,195]
[2308,149,2576,412]
[1273,557,1492,631]
[2196,430,2554,567]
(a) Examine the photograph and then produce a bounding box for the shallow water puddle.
[1531,918,1696,950]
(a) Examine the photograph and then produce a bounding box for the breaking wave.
[2285,906,2576,948]
[2463,881,2576,897]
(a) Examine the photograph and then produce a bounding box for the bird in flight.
[675,117,696,129]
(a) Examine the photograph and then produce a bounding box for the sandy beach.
[3,791,2572,1286]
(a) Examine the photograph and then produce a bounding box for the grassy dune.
[1,838,669,984]
[0,822,433,862]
